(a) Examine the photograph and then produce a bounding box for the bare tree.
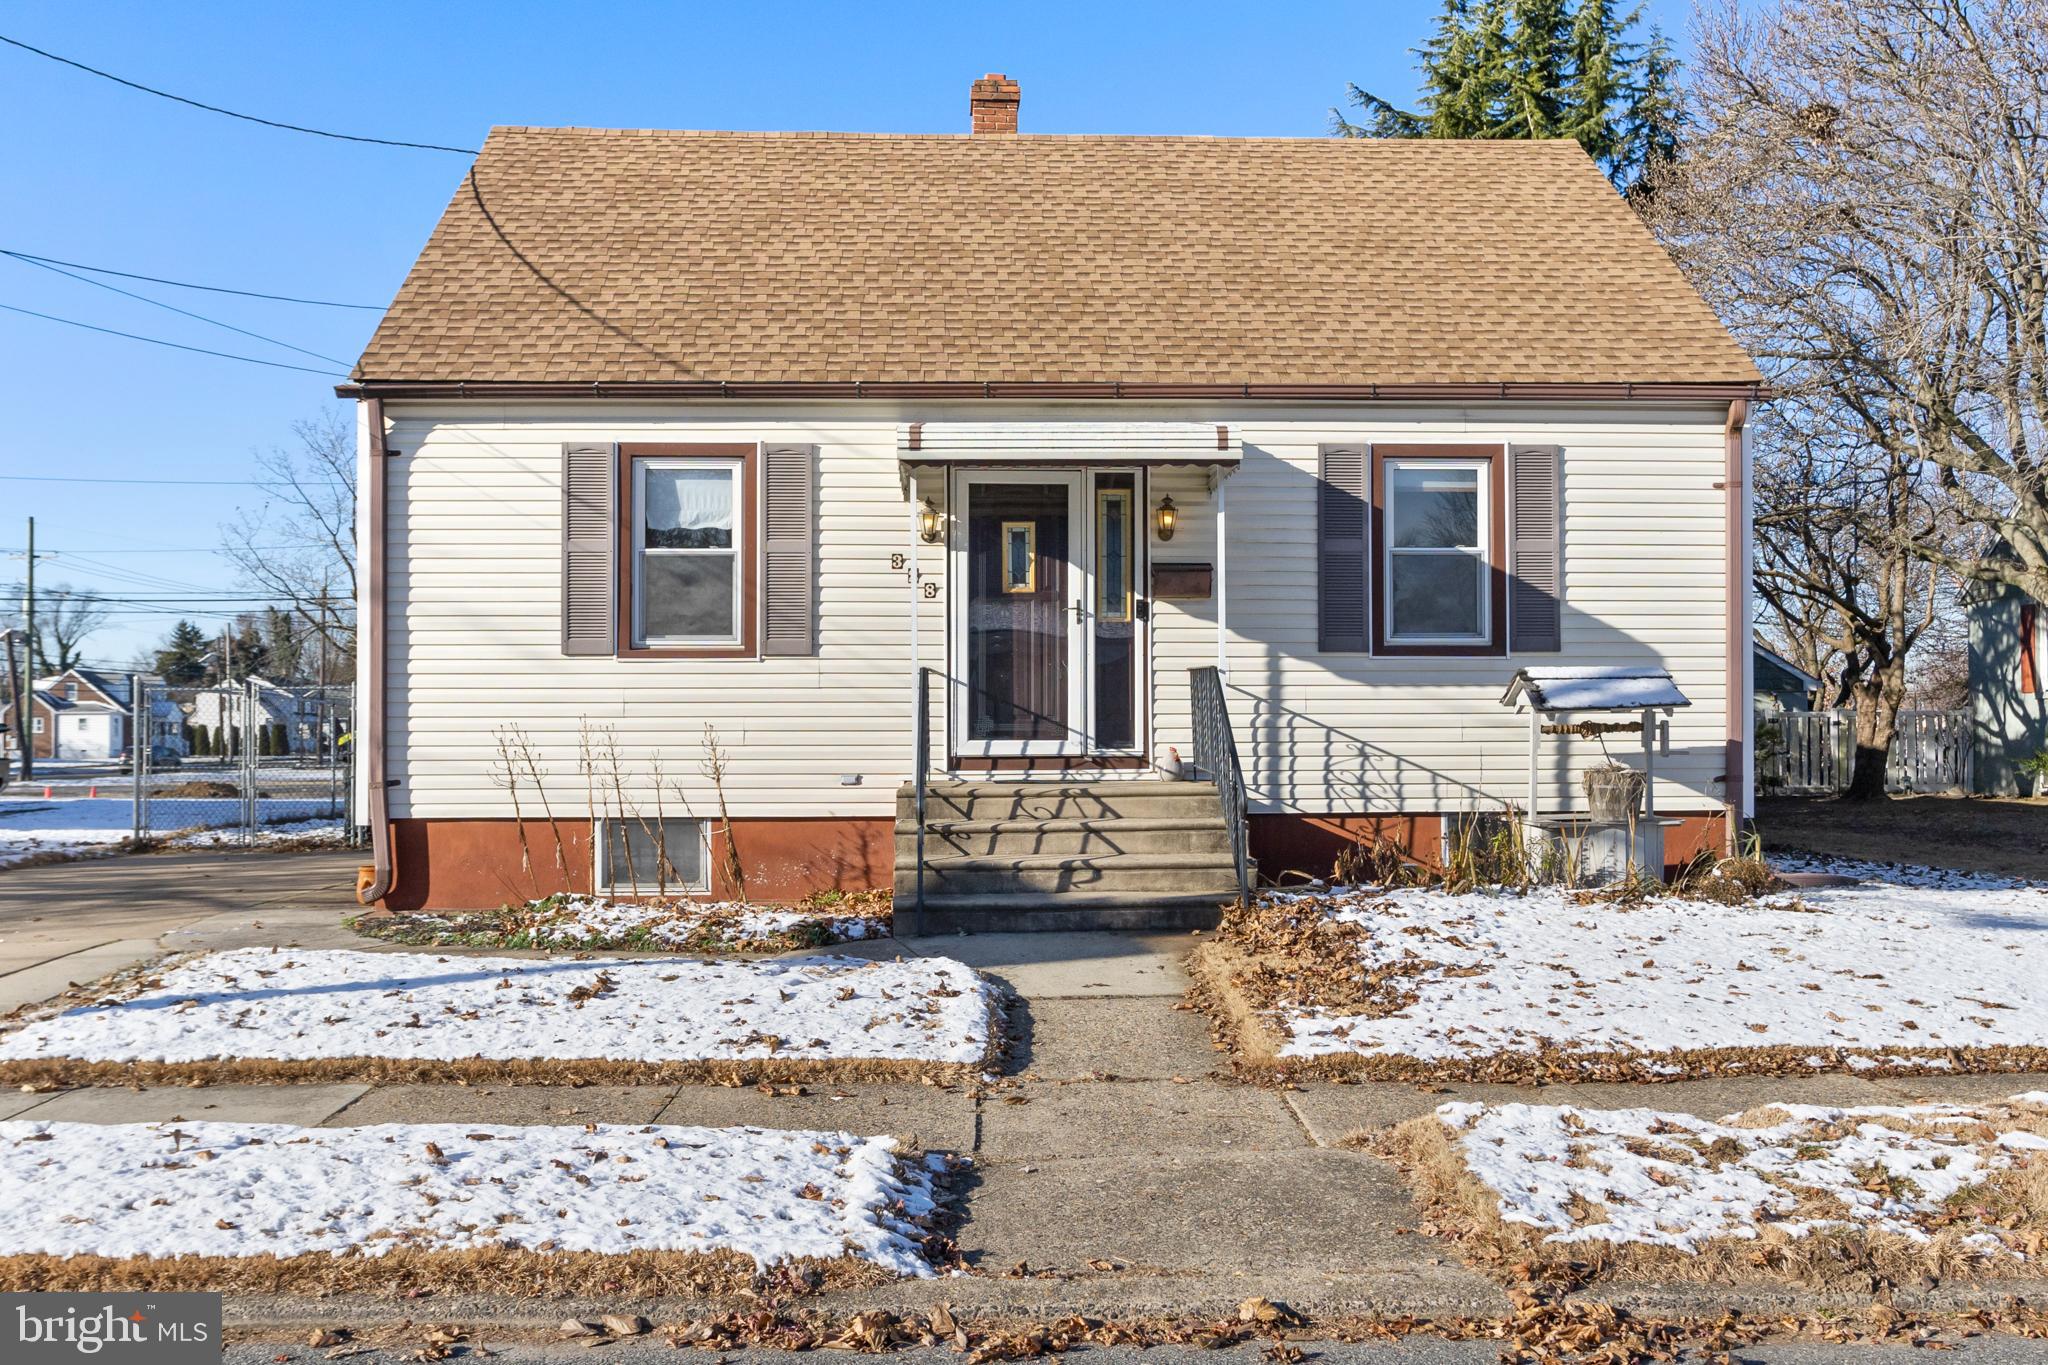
[24,584,110,675]
[221,409,356,679]
[1642,0,2047,796]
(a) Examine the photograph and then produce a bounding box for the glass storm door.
[956,473,1086,756]
[951,470,1142,760]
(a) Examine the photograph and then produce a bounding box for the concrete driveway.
[0,848,361,1011]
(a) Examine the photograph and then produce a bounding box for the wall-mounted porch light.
[1153,495,1178,542]
[917,498,942,543]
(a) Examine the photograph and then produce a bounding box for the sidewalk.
[0,848,361,1011]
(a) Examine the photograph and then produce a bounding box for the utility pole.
[22,517,34,680]
[15,517,33,780]
[2,628,23,782]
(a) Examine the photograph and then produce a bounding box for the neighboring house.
[1967,578,2047,795]
[1754,642,1820,715]
[188,676,334,755]
[0,668,138,761]
[344,75,1762,917]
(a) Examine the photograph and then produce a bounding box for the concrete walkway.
[0,848,361,1011]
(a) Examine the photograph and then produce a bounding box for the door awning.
[899,421,1241,466]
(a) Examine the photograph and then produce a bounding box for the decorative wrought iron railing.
[1189,666,1251,901]
[912,665,932,921]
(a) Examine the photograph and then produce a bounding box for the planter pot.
[1584,767,1646,823]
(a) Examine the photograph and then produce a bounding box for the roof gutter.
[1723,398,1750,858]
[335,379,1770,403]
[357,396,395,909]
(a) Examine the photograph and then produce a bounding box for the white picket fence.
[1764,707,1971,794]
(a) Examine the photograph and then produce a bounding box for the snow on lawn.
[1769,851,2036,891]
[168,817,346,851]
[0,797,341,868]
[0,948,999,1079]
[0,797,141,866]
[363,893,890,954]
[1261,877,2048,1077]
[1424,1094,2048,1259]
[0,1119,950,1276]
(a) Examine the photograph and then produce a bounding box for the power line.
[0,34,479,155]
[5,252,351,366]
[0,250,382,310]
[0,301,345,376]
[0,472,347,487]
[0,544,296,554]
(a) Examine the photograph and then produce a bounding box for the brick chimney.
[969,73,1020,135]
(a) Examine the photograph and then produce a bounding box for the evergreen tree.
[262,608,304,681]
[1333,0,1681,195]
[232,617,271,680]
[153,621,210,686]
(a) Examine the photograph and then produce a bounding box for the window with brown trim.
[1370,444,1508,657]
[618,443,759,658]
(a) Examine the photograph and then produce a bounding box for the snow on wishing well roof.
[1501,667,1691,712]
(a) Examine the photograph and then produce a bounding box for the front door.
[950,470,1142,760]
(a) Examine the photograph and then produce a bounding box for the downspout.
[1723,399,1749,857]
[357,396,394,907]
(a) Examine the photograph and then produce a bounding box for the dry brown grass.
[0,1245,900,1297]
[1364,1103,2048,1291]
[0,1053,995,1090]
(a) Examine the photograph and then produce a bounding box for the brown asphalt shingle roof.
[353,129,1760,387]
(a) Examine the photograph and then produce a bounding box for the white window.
[632,458,743,647]
[594,817,710,894]
[1383,459,1490,644]
[31,717,44,734]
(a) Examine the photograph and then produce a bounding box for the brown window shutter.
[561,443,617,656]
[1509,444,1562,654]
[1318,445,1368,652]
[761,443,817,656]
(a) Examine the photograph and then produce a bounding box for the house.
[344,75,1762,920]
[1753,642,1820,716]
[188,676,337,756]
[0,668,143,761]
[1967,578,2046,795]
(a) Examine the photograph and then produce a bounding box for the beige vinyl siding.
[1149,409,1730,816]
[377,401,1732,822]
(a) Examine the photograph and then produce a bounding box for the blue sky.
[0,0,1693,668]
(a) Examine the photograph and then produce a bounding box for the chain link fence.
[132,679,355,846]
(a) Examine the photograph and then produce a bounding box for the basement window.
[593,817,710,896]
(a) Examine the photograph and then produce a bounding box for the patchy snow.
[523,896,886,949]
[1768,852,2036,891]
[167,817,347,851]
[0,797,140,866]
[374,895,891,953]
[0,947,996,1067]
[0,1119,949,1274]
[1268,879,2048,1069]
[1436,1096,2048,1255]
[0,797,341,868]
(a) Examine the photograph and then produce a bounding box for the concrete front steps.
[894,780,1244,933]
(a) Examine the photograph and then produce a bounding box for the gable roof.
[351,130,1761,393]
[33,668,127,707]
